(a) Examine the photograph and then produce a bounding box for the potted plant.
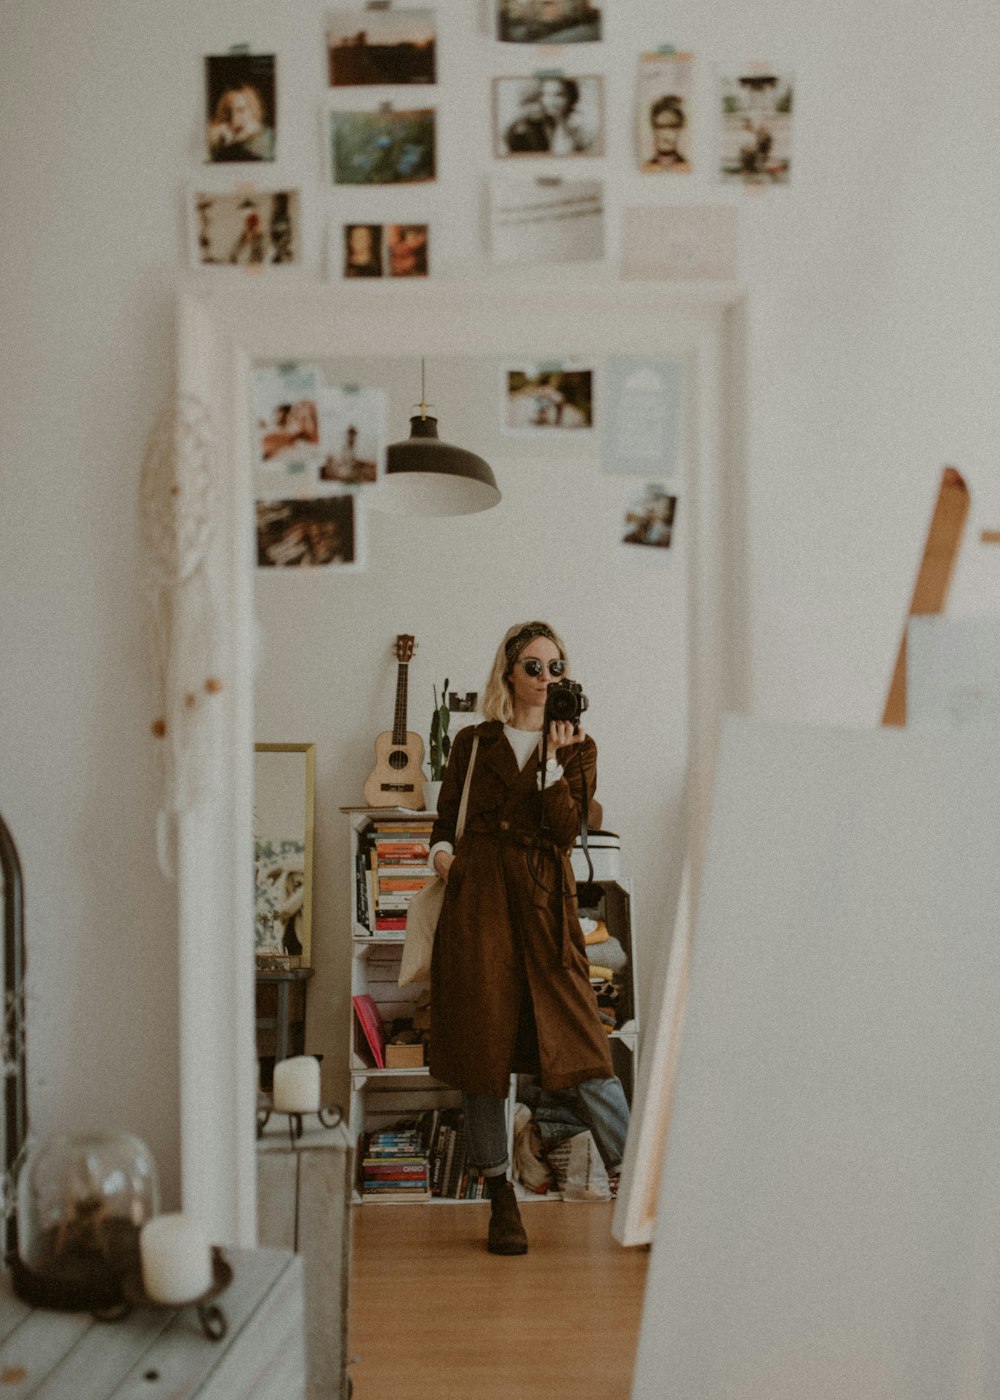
[424,679,451,811]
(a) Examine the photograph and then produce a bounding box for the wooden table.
[255,967,315,1071]
[0,1246,304,1398]
[257,1120,353,1399]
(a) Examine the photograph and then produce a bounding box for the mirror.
[175,280,748,1243]
[253,743,315,966]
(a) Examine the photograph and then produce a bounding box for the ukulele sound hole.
[389,749,409,770]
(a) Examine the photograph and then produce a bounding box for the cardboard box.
[384,1042,425,1069]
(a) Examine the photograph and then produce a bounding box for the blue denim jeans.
[463,1075,630,1176]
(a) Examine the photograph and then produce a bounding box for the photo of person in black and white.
[494,76,602,157]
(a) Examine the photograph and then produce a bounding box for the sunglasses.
[512,658,566,679]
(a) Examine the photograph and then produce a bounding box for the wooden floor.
[348,1198,649,1400]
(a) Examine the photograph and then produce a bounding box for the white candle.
[140,1213,213,1304]
[272,1055,321,1113]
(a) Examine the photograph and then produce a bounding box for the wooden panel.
[882,465,969,726]
[350,1201,648,1400]
[257,1123,353,1400]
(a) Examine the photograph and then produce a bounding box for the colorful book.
[352,994,386,1068]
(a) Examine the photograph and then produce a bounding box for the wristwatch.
[545,757,559,773]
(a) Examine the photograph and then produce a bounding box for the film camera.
[544,678,588,731]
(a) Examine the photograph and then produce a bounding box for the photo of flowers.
[329,108,436,184]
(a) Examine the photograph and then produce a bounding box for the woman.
[504,77,594,155]
[207,83,275,162]
[429,621,629,1255]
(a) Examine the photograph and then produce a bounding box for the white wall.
[3,0,999,1209]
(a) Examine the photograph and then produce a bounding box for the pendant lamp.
[368,362,501,517]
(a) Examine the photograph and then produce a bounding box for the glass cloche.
[12,1130,160,1312]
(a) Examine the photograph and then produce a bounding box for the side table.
[256,966,315,1087]
[0,1246,304,1399]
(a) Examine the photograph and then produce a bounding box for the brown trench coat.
[428,719,614,1098]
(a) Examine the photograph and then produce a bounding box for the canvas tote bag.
[397,737,479,987]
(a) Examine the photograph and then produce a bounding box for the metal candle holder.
[123,1245,233,1341]
[256,1103,343,1146]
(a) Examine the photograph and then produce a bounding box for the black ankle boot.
[486,1179,528,1255]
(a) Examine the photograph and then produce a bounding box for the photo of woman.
[427,621,630,1254]
[204,54,276,162]
[494,76,603,157]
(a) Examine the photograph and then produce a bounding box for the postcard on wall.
[255,494,364,570]
[329,107,436,184]
[489,176,604,265]
[636,52,692,173]
[191,189,300,268]
[602,358,683,479]
[337,222,429,278]
[316,385,387,485]
[719,69,793,184]
[326,8,437,86]
[204,53,277,162]
[620,205,740,282]
[621,486,678,549]
[492,76,604,158]
[501,363,595,434]
[496,0,601,44]
[253,364,323,474]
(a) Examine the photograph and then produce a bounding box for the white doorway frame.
[175,278,749,1244]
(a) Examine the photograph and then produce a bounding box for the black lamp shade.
[370,414,501,517]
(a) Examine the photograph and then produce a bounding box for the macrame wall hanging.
[139,394,225,878]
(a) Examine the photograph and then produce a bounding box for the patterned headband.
[504,624,557,667]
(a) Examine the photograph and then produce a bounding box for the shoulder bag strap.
[454,736,479,844]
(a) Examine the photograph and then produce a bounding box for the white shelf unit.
[345,808,640,1202]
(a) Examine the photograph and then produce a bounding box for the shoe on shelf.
[487,1180,528,1256]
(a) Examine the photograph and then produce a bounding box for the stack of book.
[425,1107,487,1200]
[361,1123,432,1201]
[356,817,436,935]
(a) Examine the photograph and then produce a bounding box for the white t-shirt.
[429,725,564,861]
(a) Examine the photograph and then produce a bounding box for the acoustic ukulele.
[363,634,426,808]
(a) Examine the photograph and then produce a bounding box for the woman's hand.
[548,719,586,750]
[434,851,455,882]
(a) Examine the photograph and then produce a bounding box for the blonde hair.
[480,620,568,724]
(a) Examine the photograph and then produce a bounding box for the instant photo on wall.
[489,176,604,264]
[501,363,595,433]
[190,189,300,268]
[601,357,684,478]
[636,52,692,173]
[329,107,436,184]
[337,223,429,278]
[622,487,678,549]
[204,52,276,162]
[254,364,322,474]
[255,494,363,570]
[719,69,793,184]
[495,0,602,44]
[326,7,437,85]
[492,75,604,157]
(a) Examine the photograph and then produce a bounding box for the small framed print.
[493,76,604,157]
